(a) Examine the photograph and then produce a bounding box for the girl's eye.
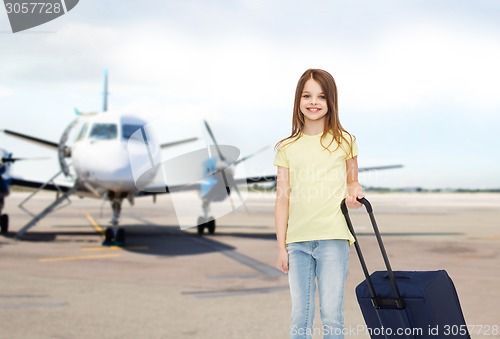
[319,95,326,100]
[302,94,310,98]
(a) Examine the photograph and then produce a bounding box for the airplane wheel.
[197,217,205,235]
[197,224,205,235]
[208,219,216,235]
[103,227,114,246]
[116,228,126,246]
[0,214,8,234]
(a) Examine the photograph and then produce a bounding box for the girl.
[274,69,364,339]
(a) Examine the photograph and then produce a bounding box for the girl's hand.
[346,182,364,209]
[277,249,289,274]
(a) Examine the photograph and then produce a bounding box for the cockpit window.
[122,124,148,144]
[89,123,117,140]
[76,123,89,141]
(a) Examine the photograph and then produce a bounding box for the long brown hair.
[275,68,354,156]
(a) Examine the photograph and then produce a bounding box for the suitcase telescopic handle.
[341,197,405,309]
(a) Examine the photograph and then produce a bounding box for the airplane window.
[122,124,148,144]
[89,124,117,140]
[76,123,89,141]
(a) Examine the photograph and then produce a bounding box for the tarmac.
[0,191,499,338]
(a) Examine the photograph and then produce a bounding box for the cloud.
[337,23,500,114]
[0,86,13,97]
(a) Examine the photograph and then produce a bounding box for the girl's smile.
[305,106,322,113]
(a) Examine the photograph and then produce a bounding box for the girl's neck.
[302,120,325,136]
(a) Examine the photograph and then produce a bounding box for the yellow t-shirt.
[274,131,357,245]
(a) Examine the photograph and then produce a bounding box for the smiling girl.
[274,69,364,339]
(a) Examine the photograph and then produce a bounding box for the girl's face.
[299,78,328,125]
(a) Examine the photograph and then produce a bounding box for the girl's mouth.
[307,107,321,113]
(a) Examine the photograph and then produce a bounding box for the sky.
[1,0,500,189]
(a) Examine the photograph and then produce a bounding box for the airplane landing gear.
[208,220,215,234]
[102,227,126,246]
[110,200,121,228]
[102,193,126,246]
[0,214,8,234]
[116,228,126,246]
[103,227,114,246]
[197,217,215,235]
[0,198,8,234]
[197,200,216,235]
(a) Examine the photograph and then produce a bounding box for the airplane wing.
[241,165,404,185]
[9,176,100,199]
[242,175,278,185]
[358,165,403,172]
[10,176,72,192]
[2,129,59,150]
[160,137,198,149]
[136,183,200,196]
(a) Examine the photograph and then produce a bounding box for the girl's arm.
[275,166,290,273]
[346,156,364,208]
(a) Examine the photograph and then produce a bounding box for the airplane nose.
[93,151,134,183]
[75,142,139,191]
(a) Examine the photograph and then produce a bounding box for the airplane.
[1,71,272,245]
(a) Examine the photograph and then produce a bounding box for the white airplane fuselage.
[71,111,159,195]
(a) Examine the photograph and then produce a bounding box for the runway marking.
[0,294,49,299]
[0,301,68,309]
[39,254,120,262]
[84,212,105,238]
[81,246,123,251]
[80,246,149,252]
[208,274,259,280]
[182,285,289,298]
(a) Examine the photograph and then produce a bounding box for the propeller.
[234,145,270,166]
[203,120,226,162]
[1,156,21,164]
[58,118,79,178]
[202,121,263,213]
[202,120,232,195]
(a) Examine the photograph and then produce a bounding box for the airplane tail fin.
[102,69,109,112]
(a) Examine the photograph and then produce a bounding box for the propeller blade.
[1,156,51,163]
[234,145,270,166]
[203,120,226,161]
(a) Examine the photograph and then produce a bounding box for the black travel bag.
[341,197,470,338]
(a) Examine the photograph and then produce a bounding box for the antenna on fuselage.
[102,69,109,112]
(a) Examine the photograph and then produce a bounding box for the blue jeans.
[287,240,349,339]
